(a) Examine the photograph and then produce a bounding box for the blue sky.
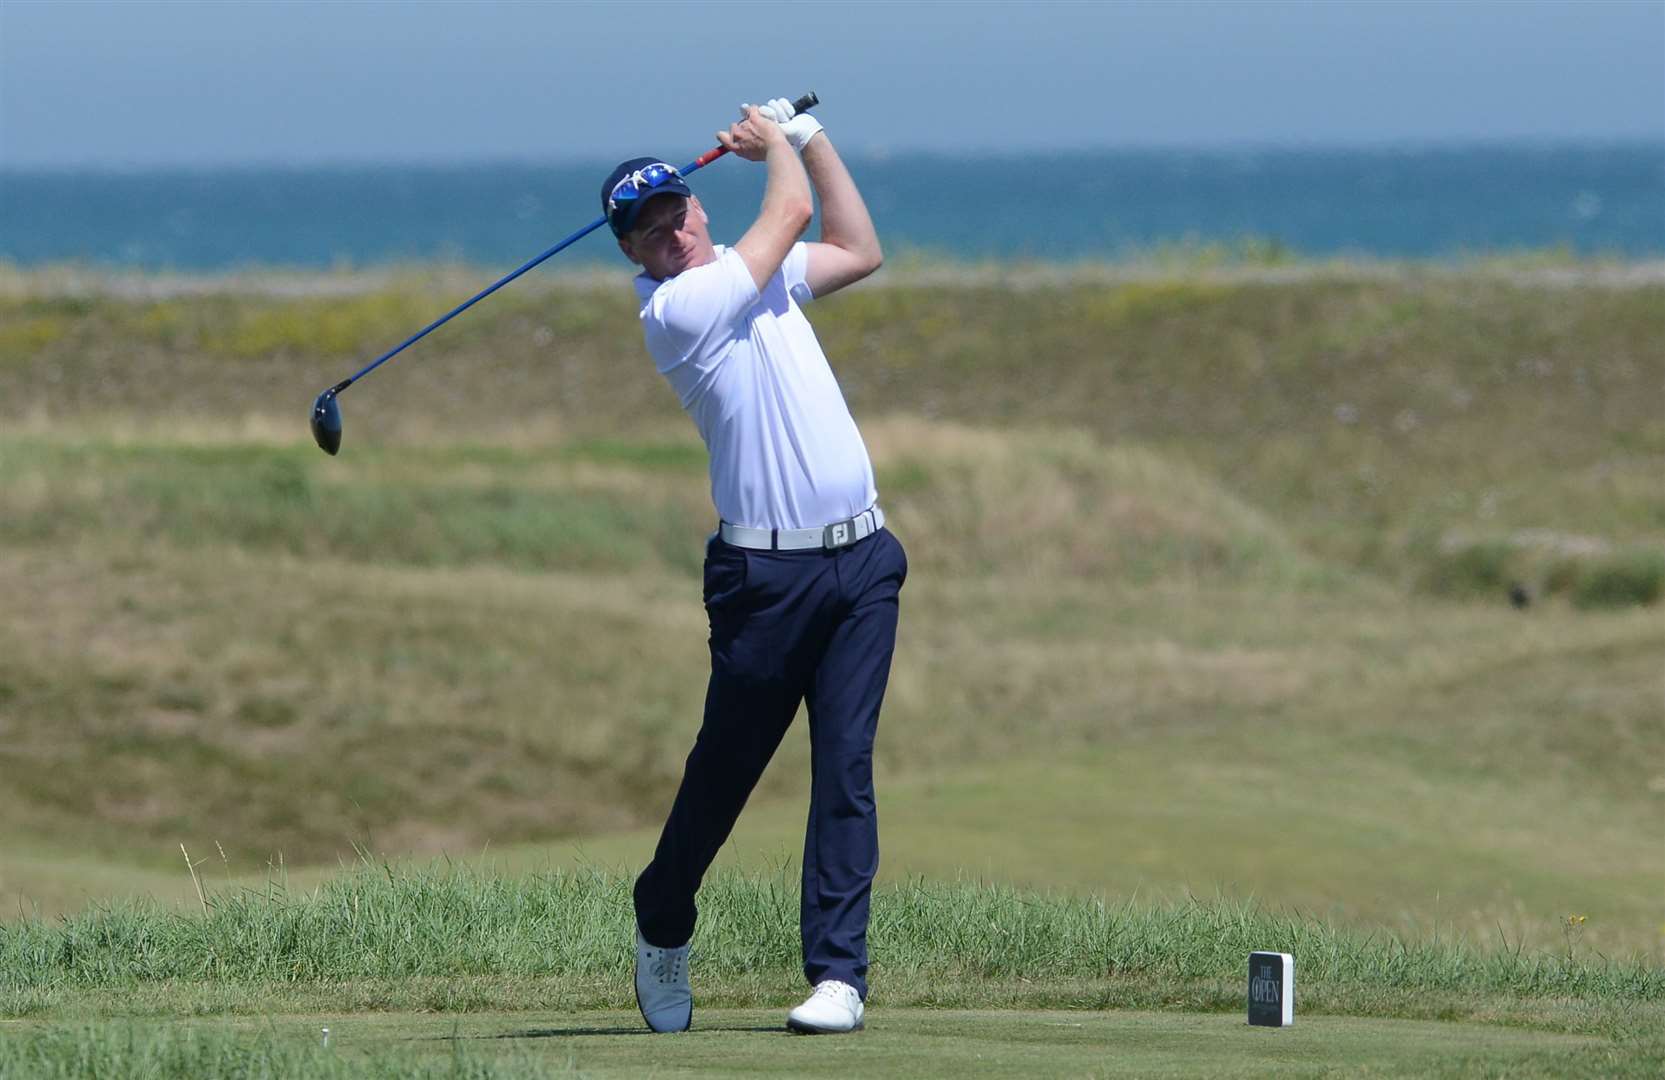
[2,0,1661,167]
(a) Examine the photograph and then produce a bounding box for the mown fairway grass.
[0,1011,1636,1079]
[0,264,1661,1074]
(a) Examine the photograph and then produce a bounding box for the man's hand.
[716,105,789,162]
[757,97,825,153]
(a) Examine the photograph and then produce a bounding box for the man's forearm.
[761,136,814,226]
[731,121,814,291]
[802,136,881,267]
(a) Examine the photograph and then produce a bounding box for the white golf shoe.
[634,929,692,1033]
[787,979,865,1034]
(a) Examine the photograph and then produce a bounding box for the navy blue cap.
[601,157,692,237]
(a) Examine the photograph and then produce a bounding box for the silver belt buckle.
[823,517,854,549]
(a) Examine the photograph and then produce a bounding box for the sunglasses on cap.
[607,162,683,215]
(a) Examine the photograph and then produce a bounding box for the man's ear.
[617,236,641,265]
[690,196,709,225]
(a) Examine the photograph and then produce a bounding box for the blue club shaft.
[332,151,720,394]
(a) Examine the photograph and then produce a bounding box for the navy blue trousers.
[634,527,907,1000]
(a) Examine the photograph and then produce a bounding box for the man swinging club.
[602,97,905,1034]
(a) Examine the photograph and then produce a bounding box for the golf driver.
[309,91,820,455]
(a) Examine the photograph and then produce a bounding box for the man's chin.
[661,251,711,278]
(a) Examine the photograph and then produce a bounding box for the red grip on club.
[689,91,820,170]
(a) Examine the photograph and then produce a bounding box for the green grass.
[0,266,1661,1074]
[512,739,1664,964]
[3,454,1660,955]
[4,268,1661,585]
[1572,548,1665,609]
[0,439,712,573]
[10,862,1659,1001]
[3,864,1661,1075]
[4,862,1659,1025]
[3,1010,1645,1079]
[1,425,1661,955]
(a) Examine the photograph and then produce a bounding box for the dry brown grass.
[1,271,1660,955]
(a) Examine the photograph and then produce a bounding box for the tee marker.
[1248,951,1294,1027]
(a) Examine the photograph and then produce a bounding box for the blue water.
[2,144,1661,270]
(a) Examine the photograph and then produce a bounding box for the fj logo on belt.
[825,521,851,547]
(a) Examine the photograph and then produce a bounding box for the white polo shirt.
[635,242,877,531]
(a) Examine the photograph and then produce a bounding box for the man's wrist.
[785,117,824,154]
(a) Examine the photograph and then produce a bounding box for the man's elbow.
[862,241,884,277]
[783,199,815,237]
[849,240,882,281]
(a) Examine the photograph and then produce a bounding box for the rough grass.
[3,864,1661,1075]
[0,421,1319,584]
[4,422,1661,915]
[2,269,1659,593]
[1571,548,1665,609]
[0,422,1335,879]
[0,267,1662,1075]
[0,269,1660,944]
[3,863,1658,1008]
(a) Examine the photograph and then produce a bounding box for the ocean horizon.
[3,142,1661,271]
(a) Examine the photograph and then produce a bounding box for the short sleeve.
[640,248,760,373]
[783,242,814,305]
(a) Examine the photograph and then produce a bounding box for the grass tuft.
[0,1021,552,1079]
[4,863,1659,1014]
[1572,548,1665,609]
[1419,538,1519,600]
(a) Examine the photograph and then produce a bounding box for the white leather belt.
[719,506,884,551]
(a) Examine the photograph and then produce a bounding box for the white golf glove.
[750,96,825,153]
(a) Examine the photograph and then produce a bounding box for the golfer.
[602,98,904,1035]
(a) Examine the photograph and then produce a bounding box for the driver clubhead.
[310,388,343,455]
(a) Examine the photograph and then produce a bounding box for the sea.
[1,143,1661,271]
